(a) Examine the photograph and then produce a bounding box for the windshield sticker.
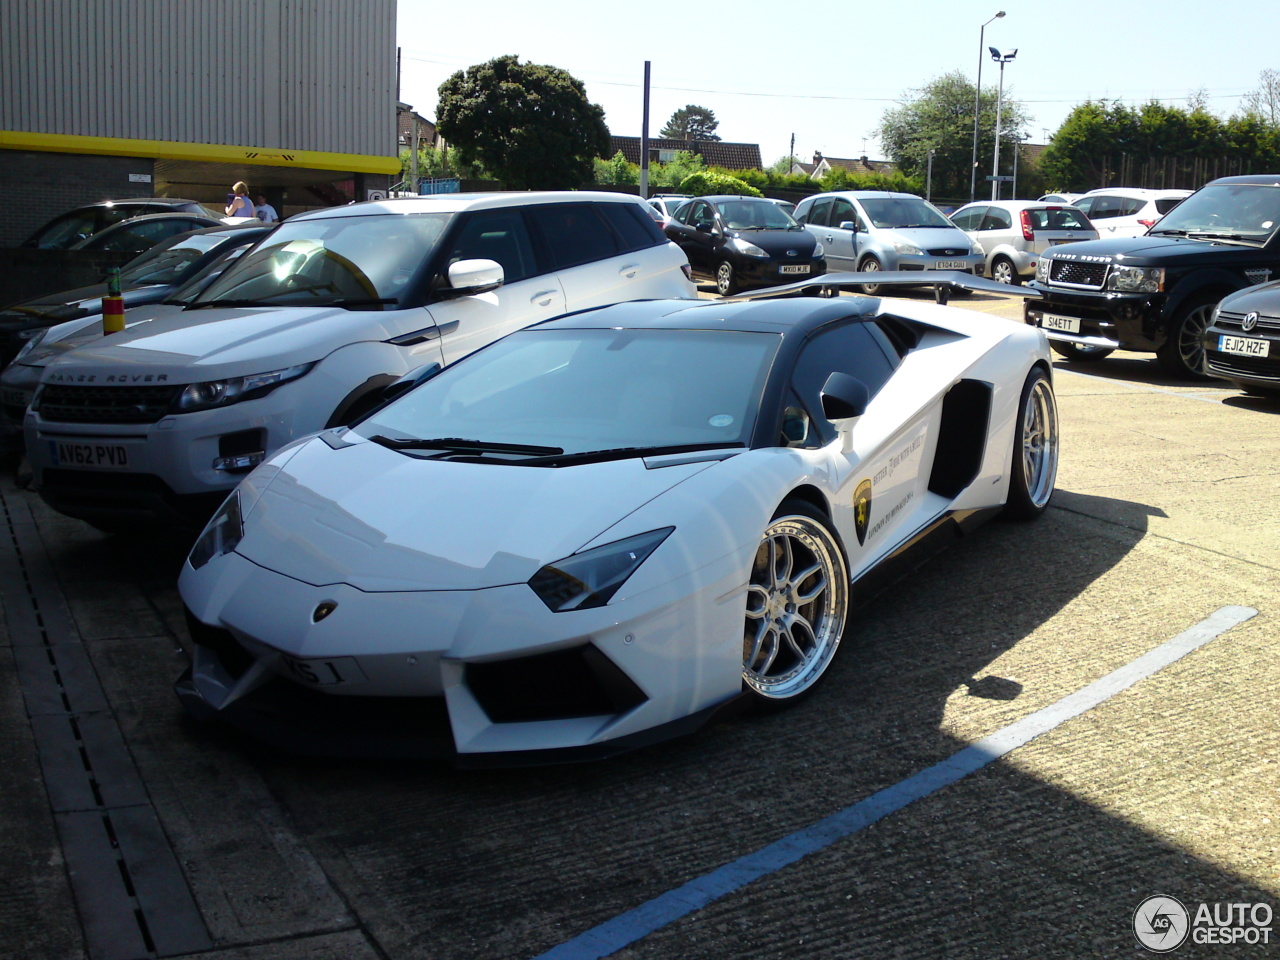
[872,433,924,486]
[708,414,734,428]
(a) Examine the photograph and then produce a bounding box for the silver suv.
[794,191,984,293]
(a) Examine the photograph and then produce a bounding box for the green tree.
[660,105,720,141]
[1241,69,1280,127]
[436,55,610,190]
[593,151,639,185]
[646,150,705,189]
[678,171,761,197]
[877,70,1032,201]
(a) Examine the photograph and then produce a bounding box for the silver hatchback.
[950,200,1097,284]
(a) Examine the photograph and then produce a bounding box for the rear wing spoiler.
[731,270,1045,305]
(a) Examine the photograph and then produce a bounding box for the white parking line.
[531,605,1258,960]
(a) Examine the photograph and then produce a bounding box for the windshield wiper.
[519,441,746,468]
[1185,231,1260,243]
[1148,228,1188,236]
[330,297,400,309]
[368,435,565,456]
[185,298,272,309]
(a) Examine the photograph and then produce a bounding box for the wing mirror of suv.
[443,258,505,297]
[695,222,714,233]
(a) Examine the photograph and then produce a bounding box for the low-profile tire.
[742,500,849,709]
[1156,297,1217,380]
[715,260,740,296]
[990,255,1020,285]
[1003,367,1059,521]
[858,257,882,295]
[1050,341,1115,362]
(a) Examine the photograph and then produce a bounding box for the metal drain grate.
[1,491,211,960]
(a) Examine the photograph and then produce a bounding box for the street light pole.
[989,47,1017,201]
[969,11,1005,203]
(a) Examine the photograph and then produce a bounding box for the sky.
[395,0,1280,168]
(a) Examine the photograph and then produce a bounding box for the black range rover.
[1024,175,1280,377]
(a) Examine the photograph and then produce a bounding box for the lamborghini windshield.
[357,327,780,461]
[190,213,451,309]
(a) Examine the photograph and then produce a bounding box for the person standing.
[225,182,254,218]
[254,195,279,222]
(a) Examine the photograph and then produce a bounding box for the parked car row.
[7,173,1280,764]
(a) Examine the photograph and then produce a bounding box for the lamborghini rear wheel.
[743,501,849,706]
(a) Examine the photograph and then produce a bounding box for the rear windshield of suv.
[1154,197,1186,215]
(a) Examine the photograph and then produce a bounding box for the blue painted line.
[533,605,1258,960]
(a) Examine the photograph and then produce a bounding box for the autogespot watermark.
[1134,895,1274,952]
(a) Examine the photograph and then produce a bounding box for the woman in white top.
[225,181,254,218]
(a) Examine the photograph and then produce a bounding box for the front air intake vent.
[466,645,648,723]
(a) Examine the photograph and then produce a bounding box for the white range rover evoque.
[24,192,695,528]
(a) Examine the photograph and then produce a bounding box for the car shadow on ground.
[1048,353,1227,390]
[9,469,1274,959]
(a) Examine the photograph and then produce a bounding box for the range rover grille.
[1049,260,1108,288]
[38,384,182,423]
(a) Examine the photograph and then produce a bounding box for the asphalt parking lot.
[3,288,1278,960]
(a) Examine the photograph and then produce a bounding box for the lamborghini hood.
[233,435,718,591]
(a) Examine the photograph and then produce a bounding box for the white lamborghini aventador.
[176,274,1058,764]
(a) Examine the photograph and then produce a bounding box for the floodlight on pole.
[989,47,1017,201]
[969,11,1005,203]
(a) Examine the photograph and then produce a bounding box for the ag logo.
[1133,895,1190,953]
[312,602,337,623]
[1242,311,1259,332]
[853,479,872,545]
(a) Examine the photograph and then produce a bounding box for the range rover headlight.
[174,362,314,413]
[1035,257,1051,283]
[12,328,47,364]
[1105,264,1165,293]
[188,491,244,570]
[528,528,673,612]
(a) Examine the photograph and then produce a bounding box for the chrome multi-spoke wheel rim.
[1021,377,1059,509]
[1178,304,1214,373]
[743,514,848,699]
[992,258,1015,284]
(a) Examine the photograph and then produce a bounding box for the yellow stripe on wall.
[0,130,400,175]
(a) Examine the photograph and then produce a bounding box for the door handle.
[619,264,639,279]
[531,290,557,306]
[825,235,834,243]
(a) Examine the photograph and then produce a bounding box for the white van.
[25,192,695,528]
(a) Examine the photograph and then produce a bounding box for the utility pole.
[639,61,651,200]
